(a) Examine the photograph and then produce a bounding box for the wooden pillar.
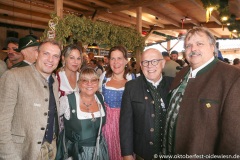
[136,7,142,34]
[167,40,171,52]
[136,7,142,73]
[55,0,63,18]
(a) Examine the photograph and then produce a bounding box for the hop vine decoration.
[42,13,145,54]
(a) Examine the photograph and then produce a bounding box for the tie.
[45,75,56,143]
[147,82,165,155]
[163,72,189,155]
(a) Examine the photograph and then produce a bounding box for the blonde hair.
[78,67,99,82]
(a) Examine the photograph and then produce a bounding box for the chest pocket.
[199,98,220,120]
[12,133,25,144]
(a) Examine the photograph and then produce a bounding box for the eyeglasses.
[80,78,99,85]
[141,59,163,67]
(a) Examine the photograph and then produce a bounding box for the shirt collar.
[190,57,214,78]
[23,60,32,65]
[146,75,163,88]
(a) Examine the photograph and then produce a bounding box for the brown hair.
[105,45,129,79]
[184,27,216,49]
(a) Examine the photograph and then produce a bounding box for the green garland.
[42,13,145,54]
[200,0,240,37]
[201,0,220,9]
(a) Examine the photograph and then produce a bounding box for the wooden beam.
[63,0,95,11]
[0,16,46,29]
[158,3,200,26]
[110,0,180,12]
[0,14,47,26]
[208,28,221,38]
[55,0,63,18]
[144,28,154,40]
[136,7,142,34]
[121,10,164,28]
[0,4,50,19]
[81,0,112,9]
[157,30,179,37]
[100,13,150,28]
[97,15,133,28]
[0,9,49,23]
[151,22,222,30]
[0,0,52,14]
[142,7,180,27]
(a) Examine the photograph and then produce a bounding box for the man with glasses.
[163,27,240,157]
[120,48,173,160]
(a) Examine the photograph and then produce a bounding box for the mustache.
[189,51,201,57]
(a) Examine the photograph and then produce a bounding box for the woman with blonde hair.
[57,67,109,160]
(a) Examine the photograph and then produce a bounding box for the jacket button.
[37,141,41,144]
[150,128,154,132]
[45,98,48,102]
[151,114,155,118]
[149,141,153,145]
[41,127,45,130]
[44,112,48,116]
[145,96,148,100]
[44,86,47,88]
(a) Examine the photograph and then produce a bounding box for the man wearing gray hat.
[14,35,40,65]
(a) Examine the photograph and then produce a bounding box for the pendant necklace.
[83,102,96,122]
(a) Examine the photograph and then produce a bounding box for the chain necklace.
[83,102,92,112]
[82,101,96,122]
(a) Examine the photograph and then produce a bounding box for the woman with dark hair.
[99,45,135,160]
[56,44,83,97]
[57,67,109,160]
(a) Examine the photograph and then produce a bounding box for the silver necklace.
[83,102,92,111]
[82,101,96,122]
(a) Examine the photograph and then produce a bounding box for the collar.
[146,75,163,88]
[23,60,32,65]
[190,57,214,78]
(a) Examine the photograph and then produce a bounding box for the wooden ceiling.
[0,0,240,44]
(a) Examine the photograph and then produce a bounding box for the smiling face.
[35,42,61,78]
[109,49,128,75]
[78,68,99,96]
[63,49,82,72]
[184,29,215,70]
[140,48,165,83]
